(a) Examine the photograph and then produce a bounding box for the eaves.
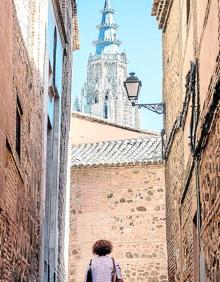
[152,0,174,32]
[71,160,164,169]
[52,0,68,47]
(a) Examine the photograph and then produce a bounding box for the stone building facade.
[0,0,79,281]
[69,136,168,282]
[75,0,139,128]
[152,0,220,281]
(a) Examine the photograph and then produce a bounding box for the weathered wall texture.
[0,2,43,280]
[57,0,77,278]
[152,0,220,281]
[199,108,220,281]
[69,164,168,282]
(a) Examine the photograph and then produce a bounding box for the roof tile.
[71,137,162,167]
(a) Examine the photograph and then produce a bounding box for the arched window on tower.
[104,104,108,119]
[94,92,99,104]
[104,93,109,119]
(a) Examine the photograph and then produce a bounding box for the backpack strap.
[89,259,92,267]
[112,257,116,272]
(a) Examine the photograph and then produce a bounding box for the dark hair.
[92,240,113,256]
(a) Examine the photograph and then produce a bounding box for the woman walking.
[85,239,124,282]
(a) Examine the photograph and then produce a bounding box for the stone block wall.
[69,164,168,282]
[0,2,43,281]
[153,0,220,281]
[199,108,220,281]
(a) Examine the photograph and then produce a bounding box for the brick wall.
[0,2,43,280]
[164,132,184,281]
[161,1,184,280]
[69,164,168,282]
[153,0,220,281]
[199,108,220,281]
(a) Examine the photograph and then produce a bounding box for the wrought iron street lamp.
[124,72,165,115]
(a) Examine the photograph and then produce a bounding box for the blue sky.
[72,0,163,132]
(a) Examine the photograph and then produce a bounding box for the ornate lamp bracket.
[131,102,165,115]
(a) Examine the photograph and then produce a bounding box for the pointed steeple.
[94,0,121,55]
[104,0,111,9]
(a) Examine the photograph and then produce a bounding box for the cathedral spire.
[104,0,111,9]
[94,0,121,55]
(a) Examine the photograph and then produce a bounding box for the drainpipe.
[189,60,201,282]
[195,154,201,282]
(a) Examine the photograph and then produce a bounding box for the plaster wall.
[198,0,219,108]
[71,114,157,145]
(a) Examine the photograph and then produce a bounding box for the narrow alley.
[0,0,219,282]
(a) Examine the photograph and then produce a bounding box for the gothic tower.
[78,0,139,128]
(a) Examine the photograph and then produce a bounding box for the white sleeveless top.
[85,256,123,282]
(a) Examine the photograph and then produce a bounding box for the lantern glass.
[124,73,142,101]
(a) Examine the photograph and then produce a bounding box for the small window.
[104,94,109,119]
[94,92,99,104]
[48,61,53,87]
[95,96,99,104]
[104,104,108,119]
[16,96,22,158]
[186,0,190,24]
